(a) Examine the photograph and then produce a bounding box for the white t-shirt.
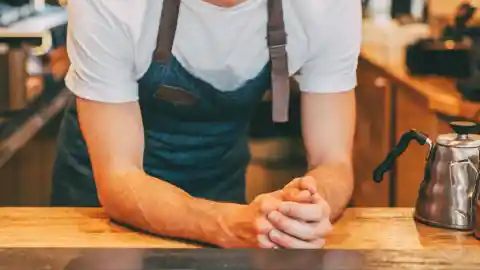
[65,0,362,103]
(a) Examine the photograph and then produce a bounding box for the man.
[51,0,361,249]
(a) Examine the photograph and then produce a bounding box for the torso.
[52,0,361,207]
[120,0,325,91]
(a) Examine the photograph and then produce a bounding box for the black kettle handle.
[373,130,430,183]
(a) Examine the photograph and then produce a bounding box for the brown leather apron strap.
[153,0,290,122]
[154,0,181,63]
[268,0,290,123]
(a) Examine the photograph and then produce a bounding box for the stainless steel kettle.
[373,121,480,231]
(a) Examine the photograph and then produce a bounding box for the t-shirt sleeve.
[64,0,138,103]
[296,0,362,93]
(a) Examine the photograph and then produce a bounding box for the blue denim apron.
[50,0,290,206]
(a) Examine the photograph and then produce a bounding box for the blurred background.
[0,0,479,208]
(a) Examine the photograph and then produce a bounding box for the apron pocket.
[154,84,199,106]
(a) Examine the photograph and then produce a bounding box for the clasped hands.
[237,176,332,249]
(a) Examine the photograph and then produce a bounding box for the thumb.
[281,188,313,203]
[257,194,282,214]
[299,176,318,195]
[285,176,317,195]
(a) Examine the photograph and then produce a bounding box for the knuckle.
[303,206,317,219]
[283,189,295,200]
[301,226,317,241]
[259,200,269,210]
[303,232,317,242]
[272,232,288,246]
[276,216,291,230]
[313,221,332,238]
[281,204,293,216]
[257,197,274,213]
[254,218,270,234]
[257,235,273,248]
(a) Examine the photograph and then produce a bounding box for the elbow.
[95,172,125,221]
[94,169,143,223]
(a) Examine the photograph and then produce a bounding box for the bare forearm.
[306,161,354,222]
[98,171,240,247]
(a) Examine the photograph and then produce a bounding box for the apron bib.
[51,0,291,206]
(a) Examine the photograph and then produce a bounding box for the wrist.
[188,197,245,248]
[213,203,249,248]
[306,162,353,221]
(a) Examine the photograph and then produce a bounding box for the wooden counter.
[360,44,480,120]
[3,209,480,268]
[353,24,480,208]
[1,207,479,250]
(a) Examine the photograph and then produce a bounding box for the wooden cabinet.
[393,87,452,207]
[0,116,60,206]
[354,60,457,207]
[352,59,393,207]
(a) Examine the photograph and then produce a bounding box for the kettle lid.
[437,121,480,148]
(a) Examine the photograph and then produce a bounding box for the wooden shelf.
[0,5,67,40]
[0,88,70,168]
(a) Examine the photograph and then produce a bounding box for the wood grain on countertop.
[1,207,479,250]
[0,207,199,248]
[328,208,480,250]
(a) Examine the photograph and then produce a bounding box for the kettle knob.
[450,121,478,135]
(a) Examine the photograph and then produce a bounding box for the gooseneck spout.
[373,130,431,183]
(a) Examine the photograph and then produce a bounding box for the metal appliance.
[373,121,480,231]
[475,198,480,238]
[405,2,477,78]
